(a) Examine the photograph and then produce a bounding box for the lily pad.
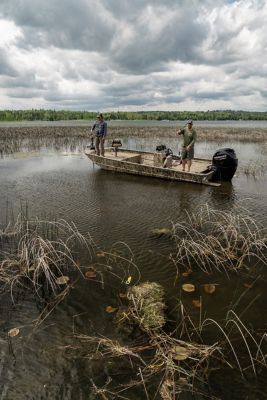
[85,271,97,279]
[96,251,105,258]
[182,270,192,277]
[204,284,216,294]
[170,345,190,361]
[56,276,70,285]
[8,328,20,337]
[182,283,195,293]
[192,299,202,308]
[105,306,117,313]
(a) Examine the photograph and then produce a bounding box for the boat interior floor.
[101,149,211,174]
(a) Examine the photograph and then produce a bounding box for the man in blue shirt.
[91,113,107,156]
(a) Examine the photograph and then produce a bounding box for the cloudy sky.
[0,0,266,111]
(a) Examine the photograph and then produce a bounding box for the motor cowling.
[211,148,238,182]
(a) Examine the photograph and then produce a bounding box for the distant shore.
[0,125,267,142]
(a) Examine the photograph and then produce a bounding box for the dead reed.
[240,160,266,178]
[171,204,267,274]
[0,125,267,156]
[0,215,93,305]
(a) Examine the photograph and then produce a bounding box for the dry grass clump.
[171,204,267,274]
[240,160,266,178]
[128,282,166,330]
[0,216,93,303]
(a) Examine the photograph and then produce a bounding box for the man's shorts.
[181,146,194,160]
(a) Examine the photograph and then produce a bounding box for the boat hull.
[85,148,218,186]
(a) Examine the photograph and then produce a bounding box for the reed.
[0,126,267,156]
[171,204,267,274]
[241,160,266,178]
[0,215,93,306]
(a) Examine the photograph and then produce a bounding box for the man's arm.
[187,130,196,149]
[91,123,96,133]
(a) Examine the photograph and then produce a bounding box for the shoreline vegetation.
[1,109,267,122]
[1,125,267,142]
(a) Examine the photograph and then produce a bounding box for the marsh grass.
[240,159,266,178]
[0,126,267,155]
[171,204,267,274]
[0,215,94,307]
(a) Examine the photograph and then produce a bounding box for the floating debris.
[149,228,172,238]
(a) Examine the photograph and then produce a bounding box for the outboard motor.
[211,148,238,182]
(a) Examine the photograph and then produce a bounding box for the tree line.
[0,109,267,121]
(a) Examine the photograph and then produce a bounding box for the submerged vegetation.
[1,205,267,398]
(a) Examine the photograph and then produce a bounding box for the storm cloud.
[0,0,266,111]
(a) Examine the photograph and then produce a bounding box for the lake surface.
[1,119,267,128]
[0,131,267,399]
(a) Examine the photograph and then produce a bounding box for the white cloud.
[0,0,266,111]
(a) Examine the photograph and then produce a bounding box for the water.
[0,131,267,399]
[1,119,267,128]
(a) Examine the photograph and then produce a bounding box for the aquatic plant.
[241,159,266,178]
[171,204,267,274]
[0,216,93,306]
